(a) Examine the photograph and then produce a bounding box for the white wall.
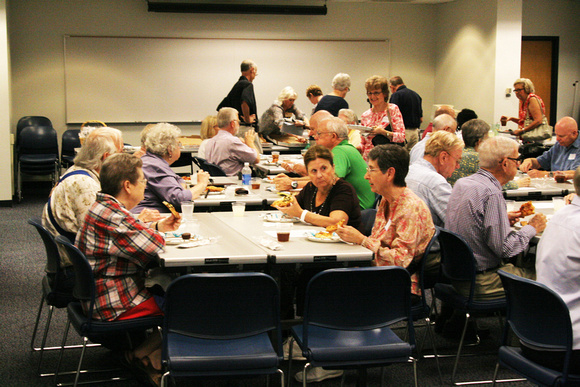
[0,0,11,203]
[522,0,580,122]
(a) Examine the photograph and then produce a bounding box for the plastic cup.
[232,202,246,217]
[271,151,280,164]
[251,178,261,190]
[552,197,565,212]
[500,117,507,126]
[276,223,292,242]
[181,201,194,221]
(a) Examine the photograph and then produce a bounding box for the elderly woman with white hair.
[258,86,307,138]
[313,73,351,116]
[132,123,210,213]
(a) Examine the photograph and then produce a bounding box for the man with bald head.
[410,113,458,164]
[520,116,580,179]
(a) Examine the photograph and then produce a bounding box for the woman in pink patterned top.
[360,75,406,160]
[336,144,435,297]
[500,78,547,140]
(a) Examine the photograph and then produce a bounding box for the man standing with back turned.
[218,59,258,127]
[389,76,423,151]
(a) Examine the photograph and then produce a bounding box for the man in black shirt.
[217,59,258,127]
[389,76,423,151]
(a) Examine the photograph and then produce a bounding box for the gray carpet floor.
[0,182,534,386]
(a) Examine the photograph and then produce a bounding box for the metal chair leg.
[30,293,45,351]
[451,312,471,385]
[37,304,55,374]
[277,368,285,387]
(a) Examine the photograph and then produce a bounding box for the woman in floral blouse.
[359,75,406,160]
[336,144,435,297]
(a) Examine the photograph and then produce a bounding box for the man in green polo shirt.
[274,116,374,210]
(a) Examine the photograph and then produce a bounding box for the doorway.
[521,37,559,126]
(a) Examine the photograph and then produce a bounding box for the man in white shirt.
[410,113,457,164]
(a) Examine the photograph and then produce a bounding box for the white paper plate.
[307,233,342,243]
[263,213,299,223]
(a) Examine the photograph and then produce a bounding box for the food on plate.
[205,185,225,193]
[181,232,191,241]
[519,201,535,217]
[314,231,335,239]
[162,201,180,218]
[520,221,528,227]
[554,173,567,183]
[325,219,346,233]
[182,175,191,181]
[272,193,293,207]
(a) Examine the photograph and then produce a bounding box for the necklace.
[310,178,337,214]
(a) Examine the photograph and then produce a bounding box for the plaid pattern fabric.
[76,193,165,321]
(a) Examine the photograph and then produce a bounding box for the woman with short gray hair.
[313,73,351,116]
[132,123,210,213]
[258,86,307,138]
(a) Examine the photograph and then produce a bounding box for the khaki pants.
[405,128,419,151]
[453,263,536,301]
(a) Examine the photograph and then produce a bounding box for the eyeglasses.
[505,157,521,165]
[138,178,148,185]
[315,131,332,137]
[513,88,525,92]
[366,91,383,97]
[366,167,382,174]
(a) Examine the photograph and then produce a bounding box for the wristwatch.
[291,181,298,189]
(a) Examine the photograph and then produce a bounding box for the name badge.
[384,219,392,232]
[569,153,576,160]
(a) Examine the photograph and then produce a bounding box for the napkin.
[256,237,282,251]
[176,238,216,249]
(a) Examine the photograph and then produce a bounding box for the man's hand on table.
[528,213,547,234]
[526,169,548,178]
[281,162,307,177]
[273,173,293,191]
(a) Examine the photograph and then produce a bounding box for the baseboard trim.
[0,199,13,207]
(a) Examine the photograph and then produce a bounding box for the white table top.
[504,177,575,198]
[212,211,374,264]
[158,213,269,268]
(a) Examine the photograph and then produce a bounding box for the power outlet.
[505,88,512,97]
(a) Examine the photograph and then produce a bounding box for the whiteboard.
[64,36,390,124]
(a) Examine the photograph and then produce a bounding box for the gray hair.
[514,78,535,94]
[338,108,358,124]
[433,113,457,133]
[322,117,349,140]
[143,123,181,158]
[332,73,351,91]
[461,119,490,148]
[478,136,519,169]
[275,86,298,106]
[217,107,238,129]
[241,59,256,72]
[73,127,123,171]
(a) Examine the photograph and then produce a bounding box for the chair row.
[29,216,579,386]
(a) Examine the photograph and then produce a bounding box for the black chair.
[434,227,506,385]
[288,266,418,387]
[16,124,59,202]
[171,151,193,174]
[193,156,227,176]
[359,208,377,236]
[28,217,84,377]
[16,115,53,136]
[54,235,164,387]
[61,129,80,169]
[160,272,284,387]
[493,270,580,386]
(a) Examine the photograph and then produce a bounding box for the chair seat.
[20,154,58,164]
[67,302,163,337]
[292,325,412,366]
[166,331,279,373]
[498,346,580,386]
[434,283,506,312]
[43,276,75,308]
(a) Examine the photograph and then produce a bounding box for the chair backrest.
[418,226,440,294]
[303,267,413,339]
[28,217,61,275]
[17,116,53,135]
[437,227,477,283]
[61,129,81,156]
[194,156,227,177]
[164,272,281,341]
[18,125,59,155]
[359,208,377,237]
[498,270,573,355]
[54,235,95,307]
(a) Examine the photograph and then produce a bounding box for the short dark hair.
[461,119,490,148]
[368,144,409,187]
[100,153,142,197]
[389,76,404,87]
[306,85,323,97]
[303,144,334,170]
[456,108,478,130]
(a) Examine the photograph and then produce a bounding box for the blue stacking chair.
[160,272,284,387]
[434,228,506,385]
[288,266,418,387]
[54,235,164,387]
[28,217,88,377]
[493,270,580,386]
[193,156,227,176]
[61,129,81,169]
